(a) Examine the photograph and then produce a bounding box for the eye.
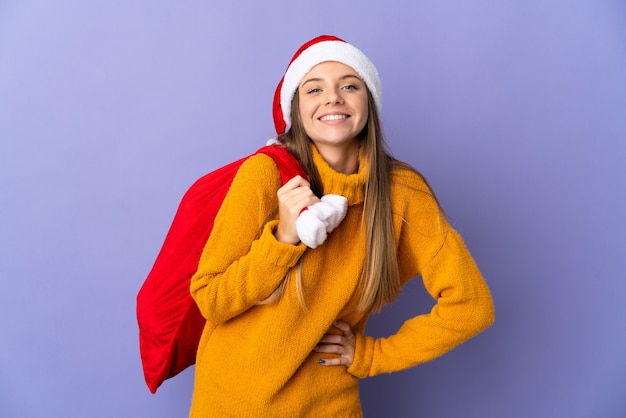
[342,84,358,91]
[306,87,322,94]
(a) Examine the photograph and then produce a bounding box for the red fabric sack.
[137,145,306,393]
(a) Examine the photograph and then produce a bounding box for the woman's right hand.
[275,175,319,245]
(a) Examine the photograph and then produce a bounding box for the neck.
[314,142,360,174]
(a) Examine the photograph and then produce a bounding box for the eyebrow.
[300,74,362,87]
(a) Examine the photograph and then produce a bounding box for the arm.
[190,155,307,324]
[348,230,494,378]
[348,170,494,378]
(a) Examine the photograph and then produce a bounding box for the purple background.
[1,1,625,417]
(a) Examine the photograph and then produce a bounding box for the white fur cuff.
[296,194,348,248]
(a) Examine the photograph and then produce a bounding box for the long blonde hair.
[259,89,405,313]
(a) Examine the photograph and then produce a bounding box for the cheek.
[298,98,315,121]
[297,102,316,137]
[354,92,368,115]
[357,100,369,129]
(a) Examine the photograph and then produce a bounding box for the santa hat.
[272,35,382,135]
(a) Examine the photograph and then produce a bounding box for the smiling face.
[297,61,369,155]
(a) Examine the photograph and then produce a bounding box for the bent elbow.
[471,296,495,334]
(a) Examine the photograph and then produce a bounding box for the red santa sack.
[137,145,306,393]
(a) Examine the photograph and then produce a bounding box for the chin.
[313,137,356,147]
[314,131,359,144]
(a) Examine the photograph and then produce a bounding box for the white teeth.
[320,114,347,121]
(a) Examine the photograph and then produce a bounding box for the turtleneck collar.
[311,143,368,206]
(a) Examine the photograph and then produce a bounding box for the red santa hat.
[272,35,382,135]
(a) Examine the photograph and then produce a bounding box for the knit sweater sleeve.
[348,169,495,378]
[190,154,306,325]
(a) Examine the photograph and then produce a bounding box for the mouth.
[319,114,349,122]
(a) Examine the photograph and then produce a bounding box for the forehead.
[302,61,361,81]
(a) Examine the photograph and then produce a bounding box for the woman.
[189,35,494,417]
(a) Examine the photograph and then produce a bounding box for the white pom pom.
[295,194,348,248]
[296,209,327,249]
[320,195,348,232]
[307,200,335,225]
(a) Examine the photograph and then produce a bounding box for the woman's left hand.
[314,320,355,367]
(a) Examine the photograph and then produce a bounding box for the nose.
[325,87,344,105]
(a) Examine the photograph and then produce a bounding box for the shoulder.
[389,159,447,227]
[390,160,435,200]
[212,152,283,227]
[232,153,283,189]
[210,152,283,211]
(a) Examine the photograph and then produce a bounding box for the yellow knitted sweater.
[189,146,494,417]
